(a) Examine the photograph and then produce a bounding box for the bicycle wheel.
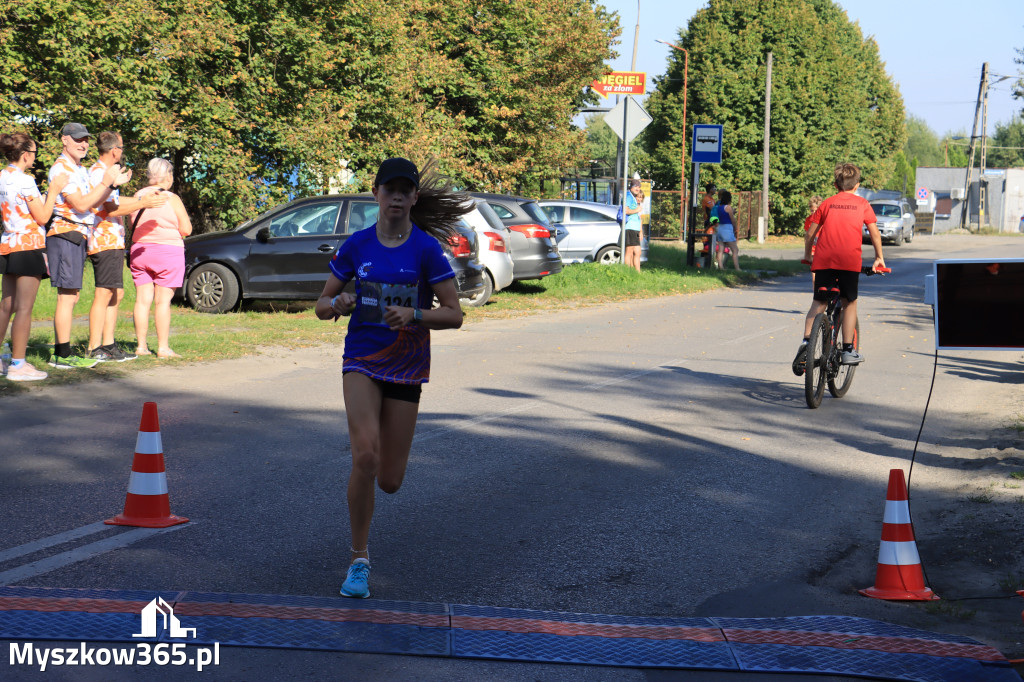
[804,314,829,409]
[828,318,860,398]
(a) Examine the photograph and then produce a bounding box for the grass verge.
[2,242,804,394]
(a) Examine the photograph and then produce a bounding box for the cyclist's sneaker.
[105,344,137,362]
[841,349,864,365]
[88,347,115,362]
[48,354,99,369]
[340,558,371,598]
[6,362,47,382]
[791,341,808,376]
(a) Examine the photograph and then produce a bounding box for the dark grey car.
[469,192,563,281]
[183,195,484,313]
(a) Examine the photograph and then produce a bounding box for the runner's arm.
[315,274,355,321]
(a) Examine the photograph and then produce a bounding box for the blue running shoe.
[341,558,371,598]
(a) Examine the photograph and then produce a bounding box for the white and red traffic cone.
[105,402,188,528]
[860,468,937,601]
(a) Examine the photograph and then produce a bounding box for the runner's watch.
[413,308,423,323]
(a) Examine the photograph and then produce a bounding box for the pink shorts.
[130,243,185,288]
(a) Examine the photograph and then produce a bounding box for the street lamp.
[655,39,688,237]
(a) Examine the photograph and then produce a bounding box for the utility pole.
[760,52,772,243]
[959,62,987,231]
[979,63,990,228]
[618,0,641,264]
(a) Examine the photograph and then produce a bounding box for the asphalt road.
[2,234,1022,680]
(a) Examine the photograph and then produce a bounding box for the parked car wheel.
[905,226,914,243]
[595,245,620,265]
[893,229,903,246]
[186,263,240,313]
[461,271,494,307]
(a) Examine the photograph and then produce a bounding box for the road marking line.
[0,523,192,586]
[0,522,111,564]
[725,324,790,346]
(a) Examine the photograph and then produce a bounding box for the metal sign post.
[687,125,724,266]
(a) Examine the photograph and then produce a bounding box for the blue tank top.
[714,204,733,225]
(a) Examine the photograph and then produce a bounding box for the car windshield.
[871,204,902,217]
[522,201,551,227]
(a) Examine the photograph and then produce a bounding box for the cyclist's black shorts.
[812,269,859,303]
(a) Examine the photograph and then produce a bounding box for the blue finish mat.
[0,586,1017,681]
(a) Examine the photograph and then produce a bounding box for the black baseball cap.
[375,158,419,188]
[60,122,90,139]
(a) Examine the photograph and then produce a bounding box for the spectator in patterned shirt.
[46,123,126,369]
[0,132,69,381]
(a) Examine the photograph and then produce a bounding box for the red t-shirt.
[807,193,876,272]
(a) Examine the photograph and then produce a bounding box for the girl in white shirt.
[0,132,69,381]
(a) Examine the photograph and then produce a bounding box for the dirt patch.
[816,364,1024,671]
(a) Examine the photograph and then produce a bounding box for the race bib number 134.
[359,282,418,325]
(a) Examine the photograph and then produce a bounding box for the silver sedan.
[539,200,649,264]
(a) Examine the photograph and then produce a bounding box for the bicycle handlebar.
[800,259,890,275]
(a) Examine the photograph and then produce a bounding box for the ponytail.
[408,160,472,241]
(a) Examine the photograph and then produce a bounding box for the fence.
[648,189,765,241]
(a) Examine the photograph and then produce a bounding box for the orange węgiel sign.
[591,71,646,97]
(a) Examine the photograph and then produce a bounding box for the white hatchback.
[459,199,515,307]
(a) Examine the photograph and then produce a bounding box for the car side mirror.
[256,227,270,243]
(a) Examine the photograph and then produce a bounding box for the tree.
[1,0,617,231]
[904,116,943,167]
[987,113,1024,169]
[643,0,905,233]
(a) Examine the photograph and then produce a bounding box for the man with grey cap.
[46,122,125,369]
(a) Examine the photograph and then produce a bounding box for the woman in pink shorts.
[129,158,192,358]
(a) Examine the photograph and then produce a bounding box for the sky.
[597,0,1024,136]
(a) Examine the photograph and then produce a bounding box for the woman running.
[315,158,471,598]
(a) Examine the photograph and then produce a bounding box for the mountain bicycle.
[801,263,890,409]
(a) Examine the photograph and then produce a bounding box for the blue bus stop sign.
[692,124,723,164]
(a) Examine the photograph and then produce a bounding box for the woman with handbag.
[315,158,470,599]
[128,158,192,358]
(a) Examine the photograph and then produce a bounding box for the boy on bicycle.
[792,163,885,375]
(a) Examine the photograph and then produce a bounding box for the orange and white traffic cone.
[860,468,937,601]
[105,402,189,528]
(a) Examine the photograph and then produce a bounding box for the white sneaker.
[841,349,864,365]
[6,362,48,382]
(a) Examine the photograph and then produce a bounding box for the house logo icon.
[133,597,197,639]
